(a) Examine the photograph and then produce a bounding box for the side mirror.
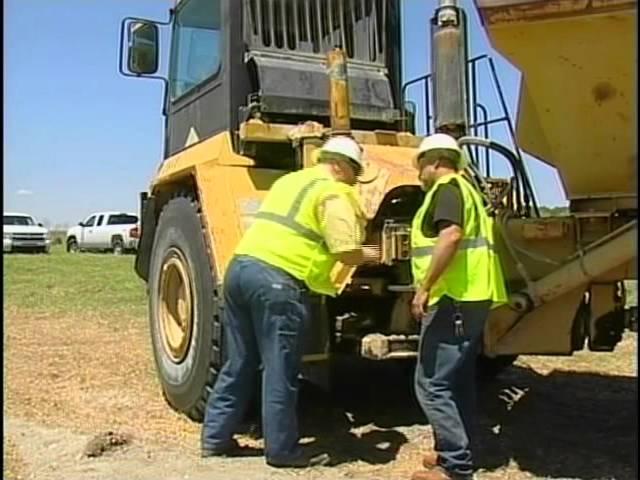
[38,222,44,227]
[78,222,84,227]
[127,21,159,75]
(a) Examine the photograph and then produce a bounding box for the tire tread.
[154,191,223,423]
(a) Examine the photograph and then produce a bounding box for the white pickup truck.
[3,212,51,254]
[66,212,139,254]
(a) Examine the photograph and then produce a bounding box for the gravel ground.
[3,308,637,480]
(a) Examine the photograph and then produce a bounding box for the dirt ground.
[4,307,637,480]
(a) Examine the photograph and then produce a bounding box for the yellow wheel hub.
[159,248,194,363]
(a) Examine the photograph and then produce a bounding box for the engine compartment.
[327,185,425,359]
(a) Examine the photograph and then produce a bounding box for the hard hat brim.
[318,149,363,169]
[414,147,462,167]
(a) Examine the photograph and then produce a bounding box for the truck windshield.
[4,215,35,226]
[169,0,222,100]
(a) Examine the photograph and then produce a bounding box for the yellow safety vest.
[410,173,508,307]
[235,166,361,296]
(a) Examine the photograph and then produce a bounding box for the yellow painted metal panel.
[195,163,287,279]
[153,133,254,187]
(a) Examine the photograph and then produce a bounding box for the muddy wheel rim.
[159,248,194,363]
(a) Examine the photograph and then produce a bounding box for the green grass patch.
[3,246,147,317]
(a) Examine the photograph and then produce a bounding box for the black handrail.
[487,57,539,217]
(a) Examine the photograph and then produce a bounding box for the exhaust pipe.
[431,0,469,139]
[326,48,352,135]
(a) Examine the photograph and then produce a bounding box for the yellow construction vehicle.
[119,0,636,421]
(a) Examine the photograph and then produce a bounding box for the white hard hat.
[318,136,364,172]
[414,133,467,169]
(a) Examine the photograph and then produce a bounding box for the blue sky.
[4,0,567,226]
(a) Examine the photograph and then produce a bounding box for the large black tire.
[477,354,518,380]
[67,237,78,253]
[627,308,638,332]
[112,236,124,255]
[148,194,223,422]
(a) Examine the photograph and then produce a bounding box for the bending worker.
[201,136,379,468]
[408,133,508,480]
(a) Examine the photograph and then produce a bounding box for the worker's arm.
[411,184,464,318]
[334,246,380,266]
[317,195,379,266]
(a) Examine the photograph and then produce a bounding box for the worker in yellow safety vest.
[408,134,508,480]
[201,136,379,468]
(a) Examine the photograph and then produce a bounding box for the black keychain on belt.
[453,301,464,337]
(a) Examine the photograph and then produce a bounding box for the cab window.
[84,216,96,227]
[107,214,138,226]
[169,0,222,100]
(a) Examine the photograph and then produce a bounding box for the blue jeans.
[201,255,310,463]
[415,296,490,478]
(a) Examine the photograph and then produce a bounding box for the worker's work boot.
[411,467,473,480]
[422,451,440,468]
[201,438,261,458]
[267,452,332,468]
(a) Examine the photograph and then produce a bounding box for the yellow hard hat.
[414,133,467,170]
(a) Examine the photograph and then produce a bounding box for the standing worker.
[408,134,508,480]
[201,136,379,468]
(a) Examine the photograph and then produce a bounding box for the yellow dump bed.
[474,0,636,200]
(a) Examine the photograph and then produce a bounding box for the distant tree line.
[538,206,570,217]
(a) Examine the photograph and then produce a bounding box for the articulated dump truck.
[120,0,636,421]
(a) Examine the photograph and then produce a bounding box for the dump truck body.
[474,0,636,202]
[469,0,637,354]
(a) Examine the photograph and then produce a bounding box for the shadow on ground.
[297,359,422,466]
[245,360,637,478]
[473,366,637,480]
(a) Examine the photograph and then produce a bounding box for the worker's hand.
[411,287,430,320]
[361,245,381,264]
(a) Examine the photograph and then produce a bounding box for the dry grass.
[4,305,637,479]
[3,436,27,480]
[3,250,637,479]
[3,308,203,455]
[3,249,201,454]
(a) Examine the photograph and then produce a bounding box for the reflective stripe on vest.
[235,167,358,296]
[412,236,494,257]
[254,177,329,243]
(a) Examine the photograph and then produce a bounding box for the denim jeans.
[201,255,310,463]
[414,296,490,479]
